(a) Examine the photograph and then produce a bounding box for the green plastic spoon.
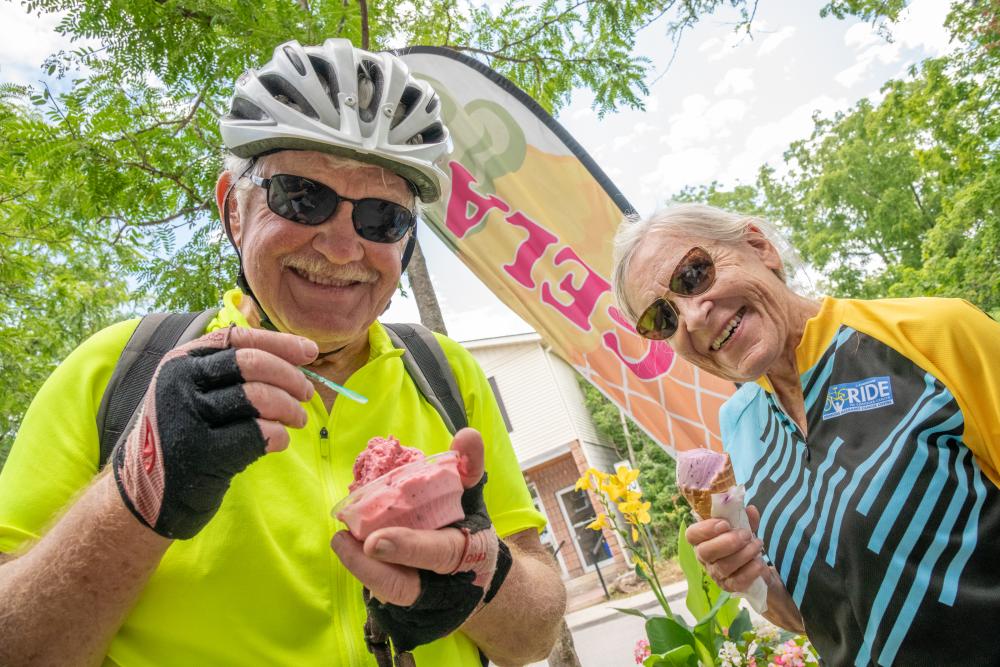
[300,367,369,404]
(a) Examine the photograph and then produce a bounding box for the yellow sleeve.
[0,319,140,552]
[434,333,547,538]
[845,298,1000,484]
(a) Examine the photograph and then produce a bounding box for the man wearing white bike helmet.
[0,39,565,666]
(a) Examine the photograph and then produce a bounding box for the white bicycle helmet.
[221,39,450,202]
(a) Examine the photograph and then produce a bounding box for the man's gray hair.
[221,152,418,211]
[611,203,802,323]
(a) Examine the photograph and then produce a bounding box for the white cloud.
[640,147,721,201]
[0,5,68,84]
[660,94,748,152]
[723,94,848,182]
[611,121,658,150]
[714,67,755,95]
[701,29,748,61]
[836,0,954,89]
[758,26,797,55]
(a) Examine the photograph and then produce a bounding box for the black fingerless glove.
[366,473,513,652]
[112,331,266,539]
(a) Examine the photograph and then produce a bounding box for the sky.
[0,0,955,342]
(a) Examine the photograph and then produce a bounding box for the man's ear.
[215,172,242,247]
[745,223,783,274]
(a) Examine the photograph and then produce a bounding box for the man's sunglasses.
[635,247,717,340]
[249,173,415,244]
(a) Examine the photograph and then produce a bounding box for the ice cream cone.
[680,463,737,518]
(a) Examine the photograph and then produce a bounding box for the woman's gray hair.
[611,203,803,323]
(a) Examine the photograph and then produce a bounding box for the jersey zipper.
[767,389,811,461]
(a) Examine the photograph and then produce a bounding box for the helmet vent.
[228,96,268,121]
[407,122,445,146]
[282,46,307,76]
[391,85,423,129]
[309,56,340,111]
[424,94,439,115]
[259,73,319,120]
[357,60,382,123]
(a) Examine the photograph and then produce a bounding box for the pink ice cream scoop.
[334,436,465,540]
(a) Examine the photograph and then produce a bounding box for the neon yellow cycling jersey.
[0,289,545,666]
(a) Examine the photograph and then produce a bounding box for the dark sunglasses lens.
[267,175,339,225]
[636,299,678,340]
[669,247,715,296]
[353,199,414,243]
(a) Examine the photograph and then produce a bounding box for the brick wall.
[525,441,625,579]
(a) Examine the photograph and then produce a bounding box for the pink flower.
[634,638,651,664]
[748,658,757,667]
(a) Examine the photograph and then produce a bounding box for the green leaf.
[613,606,651,620]
[677,521,712,618]
[727,608,753,640]
[644,645,696,667]
[645,616,696,655]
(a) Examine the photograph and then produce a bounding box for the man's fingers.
[242,382,308,428]
[183,326,319,367]
[259,420,291,453]
[332,531,420,606]
[362,526,466,574]
[449,428,485,489]
[234,348,313,402]
[747,505,761,532]
[685,519,731,548]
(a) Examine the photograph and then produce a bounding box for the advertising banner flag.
[400,48,734,455]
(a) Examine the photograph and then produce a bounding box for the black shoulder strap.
[96,309,217,469]
[383,323,468,435]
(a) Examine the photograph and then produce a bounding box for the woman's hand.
[685,506,805,633]
[685,506,768,594]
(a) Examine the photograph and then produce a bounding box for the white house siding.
[581,439,623,475]
[468,340,579,466]
[545,352,611,447]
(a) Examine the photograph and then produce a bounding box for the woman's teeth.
[712,308,746,351]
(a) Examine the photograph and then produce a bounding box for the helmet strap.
[400,222,418,273]
[221,157,279,332]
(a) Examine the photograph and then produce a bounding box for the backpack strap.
[383,323,468,435]
[96,309,217,469]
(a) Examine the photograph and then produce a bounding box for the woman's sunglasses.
[249,173,415,244]
[635,246,717,340]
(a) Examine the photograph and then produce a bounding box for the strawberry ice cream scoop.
[350,436,426,492]
[335,436,465,540]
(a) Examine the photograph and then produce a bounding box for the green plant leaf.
[727,608,753,640]
[644,644,697,667]
[613,606,651,620]
[677,521,712,618]
[645,616,696,655]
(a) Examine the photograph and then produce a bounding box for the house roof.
[460,330,542,350]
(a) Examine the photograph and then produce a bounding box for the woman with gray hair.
[612,203,1000,665]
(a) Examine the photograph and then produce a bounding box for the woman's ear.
[215,172,242,247]
[744,223,783,274]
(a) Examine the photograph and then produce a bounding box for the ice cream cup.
[333,451,465,540]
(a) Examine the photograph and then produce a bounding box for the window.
[487,376,513,432]
[528,483,567,575]
[556,486,613,569]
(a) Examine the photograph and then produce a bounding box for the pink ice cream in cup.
[334,436,466,540]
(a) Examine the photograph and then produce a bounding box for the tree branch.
[359,0,370,49]
[444,44,615,67]
[497,0,595,53]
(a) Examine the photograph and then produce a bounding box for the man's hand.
[685,505,769,594]
[113,326,317,540]
[331,428,510,651]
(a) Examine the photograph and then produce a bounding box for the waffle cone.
[680,465,737,518]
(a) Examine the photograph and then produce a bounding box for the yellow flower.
[575,467,606,492]
[587,513,610,531]
[632,526,639,542]
[602,467,641,503]
[624,489,643,504]
[618,499,653,525]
